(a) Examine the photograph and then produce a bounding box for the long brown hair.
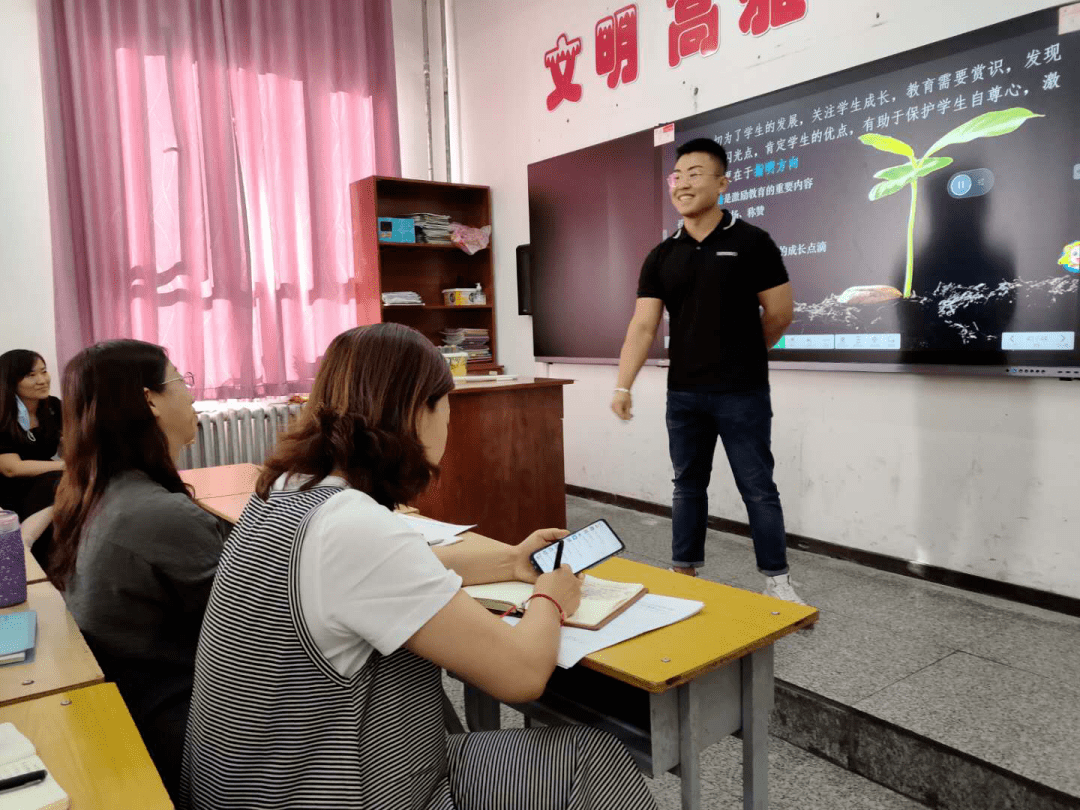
[50,340,191,588]
[257,323,454,508]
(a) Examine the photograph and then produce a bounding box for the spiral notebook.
[0,723,68,810]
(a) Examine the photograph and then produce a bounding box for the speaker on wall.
[516,244,533,315]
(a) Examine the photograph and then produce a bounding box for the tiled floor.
[463,494,1080,809]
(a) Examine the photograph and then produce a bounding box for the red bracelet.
[524,593,566,624]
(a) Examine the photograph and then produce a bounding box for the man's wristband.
[614,388,631,394]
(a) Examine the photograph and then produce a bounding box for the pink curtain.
[39,0,399,398]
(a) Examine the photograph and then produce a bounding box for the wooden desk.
[463,557,818,810]
[0,582,104,706]
[0,683,173,809]
[179,463,261,499]
[24,543,47,584]
[413,378,572,546]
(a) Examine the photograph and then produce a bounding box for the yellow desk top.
[0,582,104,706]
[0,683,173,809]
[582,558,818,693]
[24,543,47,584]
[179,463,261,499]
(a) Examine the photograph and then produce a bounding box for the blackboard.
[528,5,1080,373]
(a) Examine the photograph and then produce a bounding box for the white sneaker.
[763,574,807,605]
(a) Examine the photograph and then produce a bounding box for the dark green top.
[64,469,228,795]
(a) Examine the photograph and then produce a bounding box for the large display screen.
[529,6,1080,374]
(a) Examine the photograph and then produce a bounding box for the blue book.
[0,611,36,665]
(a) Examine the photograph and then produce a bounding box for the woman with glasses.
[0,350,65,551]
[50,340,226,798]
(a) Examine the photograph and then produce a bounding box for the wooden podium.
[411,378,572,546]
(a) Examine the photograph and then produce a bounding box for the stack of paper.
[440,328,491,364]
[381,291,424,306]
[411,213,453,244]
[504,594,704,668]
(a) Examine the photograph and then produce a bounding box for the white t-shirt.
[274,475,462,678]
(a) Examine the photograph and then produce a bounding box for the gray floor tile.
[772,608,954,704]
[963,611,1080,691]
[808,575,1016,650]
[855,652,1080,798]
[690,735,927,810]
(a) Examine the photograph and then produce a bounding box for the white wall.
[447,0,1080,598]
[392,0,453,182]
[0,0,57,377]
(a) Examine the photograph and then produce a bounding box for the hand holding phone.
[530,519,625,574]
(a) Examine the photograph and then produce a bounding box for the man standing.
[611,138,804,604]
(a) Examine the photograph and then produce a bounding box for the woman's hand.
[533,565,583,619]
[512,528,569,583]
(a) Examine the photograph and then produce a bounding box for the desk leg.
[677,682,702,810]
[741,647,773,810]
[463,684,501,732]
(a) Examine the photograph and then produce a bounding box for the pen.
[0,769,47,793]
[553,540,564,570]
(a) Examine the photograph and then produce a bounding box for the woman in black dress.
[0,350,64,551]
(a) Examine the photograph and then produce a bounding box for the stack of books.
[381,291,424,306]
[441,328,491,364]
[411,213,453,244]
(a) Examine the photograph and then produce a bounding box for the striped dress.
[179,483,656,810]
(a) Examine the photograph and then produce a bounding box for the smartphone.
[530,519,626,574]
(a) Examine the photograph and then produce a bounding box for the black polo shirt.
[637,211,788,392]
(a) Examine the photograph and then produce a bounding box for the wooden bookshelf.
[350,176,501,372]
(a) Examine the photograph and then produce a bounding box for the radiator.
[178,401,303,470]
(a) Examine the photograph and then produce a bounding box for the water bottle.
[0,511,28,607]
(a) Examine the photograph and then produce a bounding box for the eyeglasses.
[162,371,195,388]
[667,171,724,189]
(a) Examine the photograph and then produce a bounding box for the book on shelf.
[0,723,69,810]
[464,575,647,630]
[411,212,453,244]
[381,292,424,306]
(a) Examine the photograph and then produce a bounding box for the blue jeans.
[666,387,788,575]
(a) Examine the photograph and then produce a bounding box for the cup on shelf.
[441,351,468,377]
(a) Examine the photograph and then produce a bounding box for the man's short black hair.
[675,138,728,173]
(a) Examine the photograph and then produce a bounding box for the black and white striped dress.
[179,483,656,809]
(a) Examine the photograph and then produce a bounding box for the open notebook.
[0,723,68,810]
[464,575,647,630]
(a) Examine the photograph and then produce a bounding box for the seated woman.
[181,323,655,810]
[0,350,64,549]
[50,340,227,798]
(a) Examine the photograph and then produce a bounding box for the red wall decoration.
[738,0,808,37]
[666,0,719,67]
[596,5,639,89]
[542,1,807,111]
[544,33,585,111]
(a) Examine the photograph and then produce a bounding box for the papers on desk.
[400,515,476,547]
[505,594,704,668]
[0,723,68,809]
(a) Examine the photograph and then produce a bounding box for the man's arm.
[759,282,794,349]
[611,297,664,420]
